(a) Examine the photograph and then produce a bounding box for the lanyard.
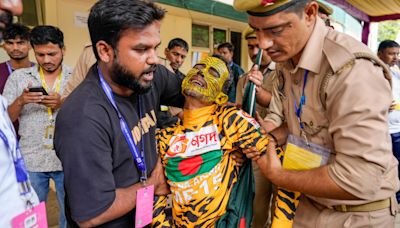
[0,121,32,199]
[39,67,62,120]
[97,66,147,181]
[6,61,13,75]
[291,70,309,130]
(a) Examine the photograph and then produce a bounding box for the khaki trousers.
[293,195,396,228]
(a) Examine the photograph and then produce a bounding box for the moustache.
[142,64,156,74]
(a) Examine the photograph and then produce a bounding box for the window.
[17,0,43,26]
[192,24,209,48]
[213,28,226,48]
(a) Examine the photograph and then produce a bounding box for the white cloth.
[388,65,400,134]
[0,96,39,228]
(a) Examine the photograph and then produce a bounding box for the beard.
[40,57,63,73]
[110,60,156,95]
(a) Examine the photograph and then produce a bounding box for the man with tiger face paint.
[181,56,231,105]
[154,56,270,227]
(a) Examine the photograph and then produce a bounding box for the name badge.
[11,202,47,228]
[43,124,55,149]
[135,185,154,228]
[283,134,330,170]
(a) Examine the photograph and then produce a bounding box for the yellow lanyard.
[39,67,62,120]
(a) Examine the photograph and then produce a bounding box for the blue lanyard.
[97,66,147,181]
[5,61,35,75]
[292,70,309,129]
[0,124,31,195]
[6,61,13,75]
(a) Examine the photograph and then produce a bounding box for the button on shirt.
[275,18,398,207]
[2,65,72,172]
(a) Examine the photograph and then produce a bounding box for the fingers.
[242,147,261,161]
[232,150,246,166]
[232,154,244,166]
[248,66,263,87]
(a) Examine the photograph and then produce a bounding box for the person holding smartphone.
[3,25,72,228]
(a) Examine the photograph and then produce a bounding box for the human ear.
[96,41,113,63]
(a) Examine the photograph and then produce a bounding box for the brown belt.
[333,198,390,212]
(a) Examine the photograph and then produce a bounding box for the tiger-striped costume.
[154,104,301,228]
[155,104,267,227]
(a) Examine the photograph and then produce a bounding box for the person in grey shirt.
[3,25,71,228]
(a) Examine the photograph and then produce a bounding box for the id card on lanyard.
[0,114,47,228]
[97,66,154,227]
[283,70,330,170]
[39,67,61,149]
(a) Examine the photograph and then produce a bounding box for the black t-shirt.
[54,64,184,227]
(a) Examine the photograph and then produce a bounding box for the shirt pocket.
[300,105,332,148]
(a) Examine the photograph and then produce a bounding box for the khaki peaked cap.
[234,0,333,17]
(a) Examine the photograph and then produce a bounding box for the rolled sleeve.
[326,60,396,200]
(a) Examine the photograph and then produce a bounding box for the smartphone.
[29,86,48,95]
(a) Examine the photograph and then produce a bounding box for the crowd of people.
[1,0,400,227]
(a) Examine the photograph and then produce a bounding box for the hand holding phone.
[28,86,48,95]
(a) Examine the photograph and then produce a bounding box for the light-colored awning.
[346,0,400,17]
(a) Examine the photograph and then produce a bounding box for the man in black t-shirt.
[54,0,184,227]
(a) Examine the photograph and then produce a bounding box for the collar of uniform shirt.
[286,17,328,76]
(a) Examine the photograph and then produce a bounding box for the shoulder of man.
[232,62,244,73]
[62,64,73,75]
[9,65,37,79]
[323,30,383,73]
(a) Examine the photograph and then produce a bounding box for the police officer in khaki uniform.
[235,0,399,227]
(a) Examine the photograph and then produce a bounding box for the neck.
[98,62,133,97]
[291,54,301,66]
[41,64,62,78]
[9,58,31,69]
[183,96,212,110]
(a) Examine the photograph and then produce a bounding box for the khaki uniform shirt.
[273,18,399,207]
[61,44,96,101]
[236,62,276,119]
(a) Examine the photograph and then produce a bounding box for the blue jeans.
[29,171,66,228]
[391,132,400,203]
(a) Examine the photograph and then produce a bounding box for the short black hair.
[167,38,189,52]
[378,40,400,53]
[88,0,165,60]
[211,53,232,95]
[30,25,64,48]
[4,23,30,41]
[217,42,234,53]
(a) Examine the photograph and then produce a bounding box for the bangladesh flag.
[165,150,222,182]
